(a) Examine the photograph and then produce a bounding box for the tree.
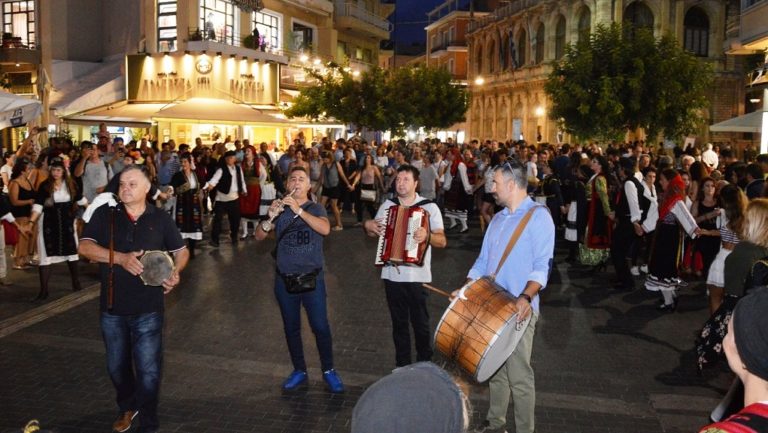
[545,23,713,141]
[285,64,467,135]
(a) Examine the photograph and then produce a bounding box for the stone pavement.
[0,216,733,433]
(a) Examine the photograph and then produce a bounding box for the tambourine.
[139,251,175,286]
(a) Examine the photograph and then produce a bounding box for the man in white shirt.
[363,165,447,367]
[202,151,247,247]
[701,143,719,171]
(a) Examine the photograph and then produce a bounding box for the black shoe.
[657,301,677,312]
[31,291,48,302]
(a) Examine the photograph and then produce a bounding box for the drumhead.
[139,251,175,286]
[475,314,531,382]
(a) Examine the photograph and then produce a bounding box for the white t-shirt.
[375,194,444,283]
[0,164,12,194]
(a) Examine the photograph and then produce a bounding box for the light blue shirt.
[467,197,555,313]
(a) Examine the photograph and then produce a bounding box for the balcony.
[430,39,467,57]
[186,28,288,64]
[468,0,544,33]
[0,37,40,66]
[739,0,768,51]
[333,1,392,40]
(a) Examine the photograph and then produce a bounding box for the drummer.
[363,165,446,367]
[79,165,189,433]
[462,159,554,433]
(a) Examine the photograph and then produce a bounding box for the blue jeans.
[274,271,334,372]
[101,312,164,432]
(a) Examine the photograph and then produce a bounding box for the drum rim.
[474,313,531,382]
[139,250,175,286]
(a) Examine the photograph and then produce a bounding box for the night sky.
[390,0,443,47]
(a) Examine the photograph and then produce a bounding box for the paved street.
[0,216,732,433]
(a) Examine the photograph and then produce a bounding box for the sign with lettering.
[126,54,278,104]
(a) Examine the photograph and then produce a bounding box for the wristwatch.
[260,221,273,232]
[519,293,532,304]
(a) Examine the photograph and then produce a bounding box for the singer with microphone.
[254,166,345,393]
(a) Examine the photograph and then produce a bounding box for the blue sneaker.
[282,370,307,390]
[323,369,345,393]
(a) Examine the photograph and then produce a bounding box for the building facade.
[466,0,744,145]
[26,0,393,147]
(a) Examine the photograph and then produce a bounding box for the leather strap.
[108,207,115,311]
[492,206,539,279]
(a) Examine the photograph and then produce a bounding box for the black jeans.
[383,280,433,367]
[611,219,638,288]
[211,199,240,242]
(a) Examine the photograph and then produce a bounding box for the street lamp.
[534,106,545,117]
[474,76,485,86]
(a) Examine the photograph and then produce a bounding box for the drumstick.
[422,283,452,298]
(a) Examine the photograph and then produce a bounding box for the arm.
[78,239,144,276]
[1,170,10,189]
[596,176,612,216]
[625,181,642,223]
[163,247,190,294]
[203,168,223,191]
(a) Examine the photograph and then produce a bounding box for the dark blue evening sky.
[390,0,442,47]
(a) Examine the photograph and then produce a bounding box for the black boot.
[188,239,196,259]
[67,260,82,292]
[33,266,52,302]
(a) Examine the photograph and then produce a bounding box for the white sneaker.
[630,266,640,276]
[640,264,648,273]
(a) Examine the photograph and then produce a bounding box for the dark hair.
[660,168,678,184]
[695,177,716,203]
[11,157,30,180]
[617,157,636,177]
[689,161,708,182]
[396,164,420,182]
[3,150,14,160]
[641,166,657,177]
[718,184,747,236]
[746,163,764,180]
[592,155,610,176]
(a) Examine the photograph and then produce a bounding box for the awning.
[49,59,124,117]
[709,110,765,133]
[152,97,286,124]
[63,101,166,127]
[0,91,41,129]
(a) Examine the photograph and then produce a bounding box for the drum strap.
[492,206,538,280]
[108,207,115,311]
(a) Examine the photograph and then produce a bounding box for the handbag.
[360,188,377,202]
[279,270,319,294]
[2,220,18,246]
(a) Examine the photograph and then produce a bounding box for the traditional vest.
[216,164,244,194]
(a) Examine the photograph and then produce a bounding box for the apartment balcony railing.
[334,1,391,33]
[0,36,39,66]
[468,0,544,33]
[186,28,289,64]
[430,39,467,53]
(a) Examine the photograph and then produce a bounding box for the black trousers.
[383,280,433,367]
[212,199,240,242]
[611,219,638,289]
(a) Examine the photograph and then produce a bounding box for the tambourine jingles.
[139,251,175,286]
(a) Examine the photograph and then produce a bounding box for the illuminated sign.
[126,54,278,104]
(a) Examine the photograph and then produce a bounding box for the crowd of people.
[4,124,768,433]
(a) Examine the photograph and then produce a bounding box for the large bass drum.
[434,277,531,382]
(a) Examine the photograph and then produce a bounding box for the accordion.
[375,205,431,267]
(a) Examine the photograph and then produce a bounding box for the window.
[292,22,314,51]
[577,8,591,43]
[337,41,348,60]
[624,2,654,38]
[535,24,545,64]
[476,43,483,74]
[555,16,566,60]
[684,7,709,57]
[201,0,235,45]
[158,0,177,52]
[254,11,280,51]
[516,29,526,67]
[2,1,35,48]
[488,39,495,73]
[363,48,372,63]
[447,58,454,74]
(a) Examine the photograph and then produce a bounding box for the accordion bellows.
[375,205,431,267]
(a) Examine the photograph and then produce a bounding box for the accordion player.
[375,204,431,267]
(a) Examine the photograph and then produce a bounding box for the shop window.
[684,7,709,57]
[158,0,177,52]
[254,10,280,51]
[201,0,235,45]
[2,1,35,48]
